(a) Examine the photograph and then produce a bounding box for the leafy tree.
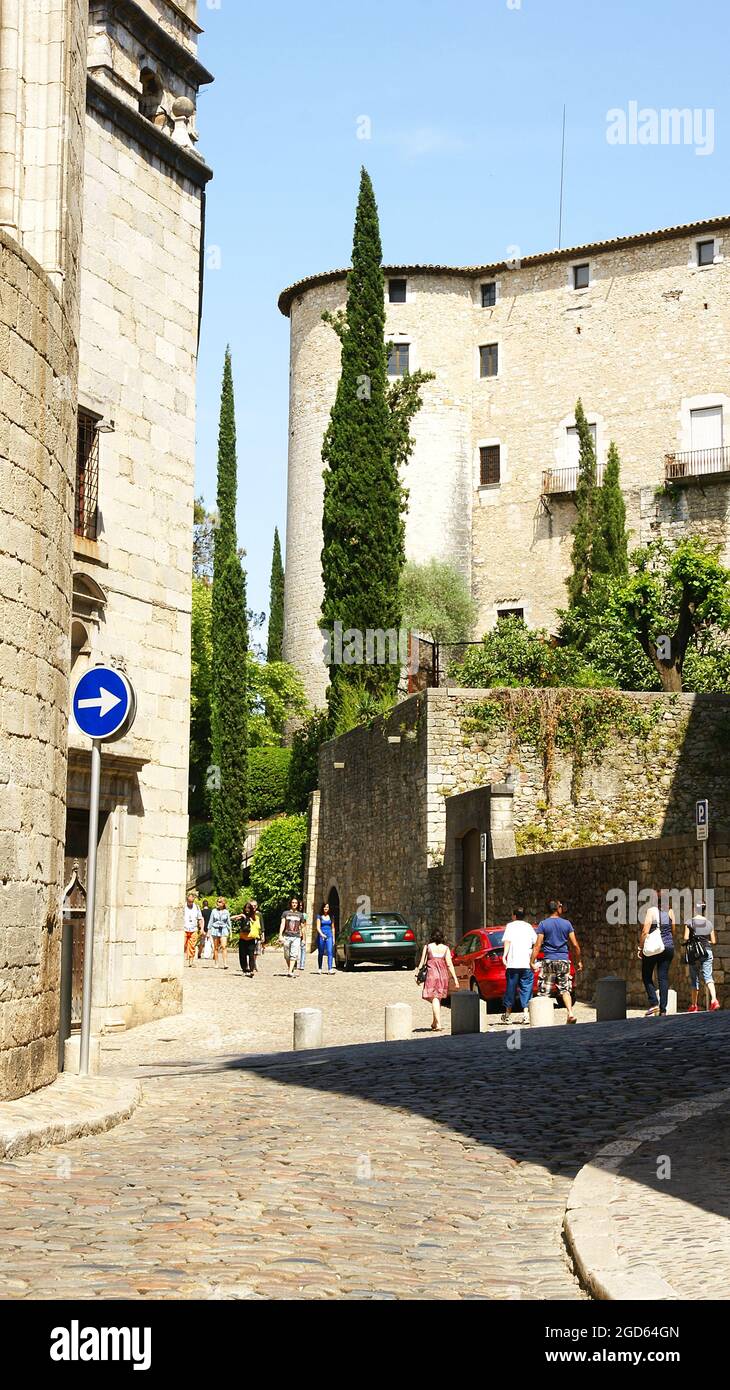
[558,581,657,691]
[189,576,213,816]
[210,349,248,893]
[193,496,216,580]
[599,441,629,578]
[320,167,431,720]
[621,537,730,692]
[250,814,308,924]
[567,398,600,606]
[247,656,308,746]
[267,527,285,663]
[452,615,605,689]
[400,558,476,678]
[286,709,331,811]
[247,747,291,820]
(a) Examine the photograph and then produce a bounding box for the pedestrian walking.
[183,892,203,968]
[684,900,720,1013]
[233,903,259,977]
[251,899,265,958]
[315,901,336,974]
[500,908,537,1025]
[197,898,211,959]
[415,930,459,1032]
[279,896,306,978]
[530,900,582,1024]
[639,889,675,1017]
[209,897,232,969]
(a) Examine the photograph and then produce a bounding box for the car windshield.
[357,913,406,928]
[487,930,505,949]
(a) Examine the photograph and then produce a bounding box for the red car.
[448,927,576,1011]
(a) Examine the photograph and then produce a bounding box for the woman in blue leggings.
[316,902,335,974]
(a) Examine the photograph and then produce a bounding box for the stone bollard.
[293,1008,323,1051]
[451,990,481,1035]
[63,1034,101,1076]
[528,996,554,1027]
[595,976,627,1022]
[666,989,677,1015]
[385,1002,412,1041]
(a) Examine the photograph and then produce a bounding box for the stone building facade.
[0,0,212,1100]
[279,218,730,706]
[308,690,730,1007]
[0,0,87,1101]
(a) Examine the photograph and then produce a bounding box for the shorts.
[283,936,301,962]
[538,958,572,996]
[689,947,713,990]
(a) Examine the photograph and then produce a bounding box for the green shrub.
[188,822,213,855]
[286,710,331,811]
[250,814,307,922]
[247,746,291,820]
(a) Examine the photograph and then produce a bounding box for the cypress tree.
[210,348,248,894]
[266,526,285,663]
[567,398,600,606]
[321,168,405,713]
[600,441,629,576]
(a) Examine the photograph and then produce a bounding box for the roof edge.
[277,214,730,317]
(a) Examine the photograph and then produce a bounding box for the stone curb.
[0,1075,142,1162]
[564,1084,730,1300]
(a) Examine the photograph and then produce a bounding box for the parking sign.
[696,799,709,841]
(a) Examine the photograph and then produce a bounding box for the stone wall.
[281,221,730,706]
[488,834,729,1011]
[0,3,87,1100]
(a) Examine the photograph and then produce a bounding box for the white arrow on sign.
[78,687,122,720]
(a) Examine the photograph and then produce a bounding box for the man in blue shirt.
[530,900,582,1024]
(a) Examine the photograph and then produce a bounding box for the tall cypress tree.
[266,526,285,663]
[567,398,600,607]
[321,168,405,713]
[600,441,629,577]
[210,348,248,894]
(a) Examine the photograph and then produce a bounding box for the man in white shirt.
[501,908,538,1025]
[184,893,203,968]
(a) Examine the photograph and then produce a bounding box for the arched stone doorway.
[327,886,340,934]
[461,829,482,936]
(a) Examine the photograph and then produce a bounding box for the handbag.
[416,952,429,984]
[642,913,665,957]
[684,931,709,967]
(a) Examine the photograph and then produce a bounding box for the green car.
[336,911,418,971]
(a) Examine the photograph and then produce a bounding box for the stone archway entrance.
[461,828,482,936]
[327,886,340,934]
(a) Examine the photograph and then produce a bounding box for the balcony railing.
[665,446,730,483]
[542,463,604,496]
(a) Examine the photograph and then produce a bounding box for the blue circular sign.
[72,666,135,742]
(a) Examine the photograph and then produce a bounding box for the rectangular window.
[479,343,498,378]
[573,262,590,289]
[566,421,597,468]
[75,408,100,541]
[690,406,723,450]
[697,239,715,267]
[479,444,501,486]
[497,607,524,622]
[388,277,407,303]
[481,281,496,307]
[387,341,410,376]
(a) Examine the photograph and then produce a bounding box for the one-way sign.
[72,665,136,742]
[696,799,709,841]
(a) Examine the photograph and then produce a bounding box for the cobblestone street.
[0,953,728,1300]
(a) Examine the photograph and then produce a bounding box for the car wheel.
[344,956,354,972]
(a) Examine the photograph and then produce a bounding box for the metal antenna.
[558,104,566,249]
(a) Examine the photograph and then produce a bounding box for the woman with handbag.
[639,890,675,1017]
[683,902,720,1013]
[415,929,459,1032]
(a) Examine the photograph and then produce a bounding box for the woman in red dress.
[416,930,459,1032]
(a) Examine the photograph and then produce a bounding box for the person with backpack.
[233,902,258,977]
[639,889,675,1017]
[684,901,720,1013]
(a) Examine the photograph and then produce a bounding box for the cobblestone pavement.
[0,954,727,1300]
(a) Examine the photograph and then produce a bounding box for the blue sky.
[195,0,729,627]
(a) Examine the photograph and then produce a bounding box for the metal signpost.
[480,831,488,929]
[71,666,136,1076]
[696,799,710,905]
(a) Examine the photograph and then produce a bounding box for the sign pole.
[79,739,102,1077]
[480,831,488,929]
[702,838,709,910]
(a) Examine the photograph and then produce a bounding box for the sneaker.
[687,1004,699,1013]
[500,1012,510,1025]
[710,1000,721,1011]
[644,1006,659,1017]
[521,1011,530,1024]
